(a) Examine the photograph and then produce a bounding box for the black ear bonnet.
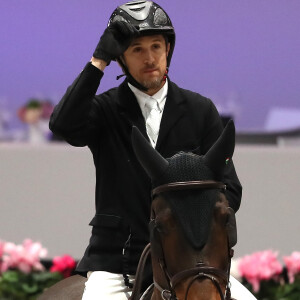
[132,120,236,249]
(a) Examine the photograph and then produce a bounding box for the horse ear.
[203,120,235,178]
[131,126,169,180]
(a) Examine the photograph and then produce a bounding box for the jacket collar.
[116,79,186,151]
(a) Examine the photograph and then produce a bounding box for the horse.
[39,120,247,300]
[38,274,86,300]
[129,120,237,300]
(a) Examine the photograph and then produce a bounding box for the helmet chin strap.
[116,58,149,92]
[116,57,169,93]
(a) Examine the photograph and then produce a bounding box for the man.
[49,1,242,299]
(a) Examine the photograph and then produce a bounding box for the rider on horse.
[49,1,242,298]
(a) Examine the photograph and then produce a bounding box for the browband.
[152,180,226,197]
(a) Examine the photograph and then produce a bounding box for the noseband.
[152,251,233,300]
[151,180,233,300]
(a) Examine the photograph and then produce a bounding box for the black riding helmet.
[108,0,175,91]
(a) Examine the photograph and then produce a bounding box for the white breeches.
[82,271,135,300]
[81,271,256,300]
[230,276,257,300]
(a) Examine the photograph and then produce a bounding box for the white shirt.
[128,80,168,147]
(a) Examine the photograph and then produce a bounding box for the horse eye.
[154,220,164,233]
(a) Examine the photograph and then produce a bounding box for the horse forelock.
[161,188,220,250]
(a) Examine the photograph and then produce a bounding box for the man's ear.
[166,42,170,57]
[119,55,126,65]
[117,56,126,72]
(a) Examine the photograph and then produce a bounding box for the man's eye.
[133,47,141,53]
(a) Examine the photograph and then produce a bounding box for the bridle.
[129,180,236,300]
[151,233,234,300]
[151,180,234,300]
[151,180,226,198]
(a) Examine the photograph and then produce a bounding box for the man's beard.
[140,76,163,91]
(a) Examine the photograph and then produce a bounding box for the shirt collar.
[128,79,168,113]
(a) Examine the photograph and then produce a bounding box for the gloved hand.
[93,21,139,65]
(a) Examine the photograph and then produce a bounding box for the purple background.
[1,0,300,132]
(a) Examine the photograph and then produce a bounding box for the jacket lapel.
[156,81,185,150]
[116,81,149,140]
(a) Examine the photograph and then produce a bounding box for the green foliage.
[244,276,300,300]
[0,270,63,300]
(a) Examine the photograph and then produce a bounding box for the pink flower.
[2,242,18,272]
[283,251,300,283]
[0,240,9,273]
[2,239,47,274]
[238,250,283,292]
[50,255,76,278]
[0,240,3,256]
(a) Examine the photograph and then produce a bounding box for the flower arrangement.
[18,99,53,125]
[17,98,54,143]
[233,250,300,300]
[0,239,76,300]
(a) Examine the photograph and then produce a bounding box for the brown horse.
[130,192,236,300]
[39,120,237,300]
[129,120,237,300]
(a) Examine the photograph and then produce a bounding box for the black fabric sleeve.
[49,62,104,146]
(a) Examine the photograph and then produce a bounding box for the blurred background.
[1,0,300,270]
[1,0,300,139]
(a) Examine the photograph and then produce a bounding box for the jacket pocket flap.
[89,214,123,228]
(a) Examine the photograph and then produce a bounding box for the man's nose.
[144,49,155,64]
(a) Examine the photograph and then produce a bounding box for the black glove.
[93,21,139,65]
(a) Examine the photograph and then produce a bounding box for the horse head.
[132,120,237,300]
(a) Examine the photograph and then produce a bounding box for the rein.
[152,228,234,300]
[153,256,234,300]
[130,244,234,300]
